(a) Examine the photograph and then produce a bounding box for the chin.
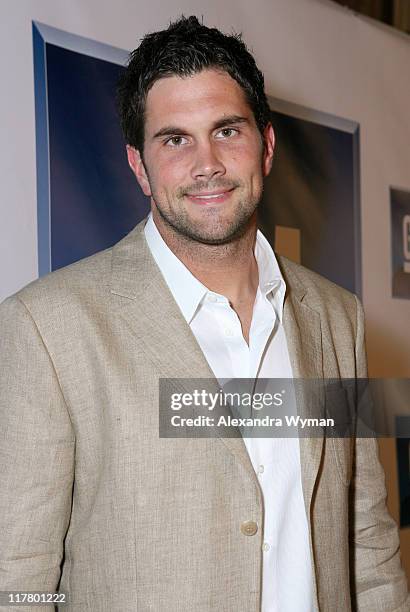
[191,224,248,245]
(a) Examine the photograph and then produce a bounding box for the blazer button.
[241,520,258,536]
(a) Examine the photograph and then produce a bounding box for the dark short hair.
[117,15,271,153]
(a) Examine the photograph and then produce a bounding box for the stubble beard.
[151,182,261,246]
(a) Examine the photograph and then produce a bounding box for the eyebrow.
[152,115,250,140]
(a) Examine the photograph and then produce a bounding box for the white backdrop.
[1,0,409,576]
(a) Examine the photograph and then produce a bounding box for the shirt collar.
[254,229,287,323]
[144,213,207,323]
[144,212,286,324]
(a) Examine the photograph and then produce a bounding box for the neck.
[151,209,259,306]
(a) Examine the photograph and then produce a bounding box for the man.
[0,15,408,612]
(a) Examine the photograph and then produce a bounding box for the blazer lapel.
[109,219,258,482]
[279,256,325,518]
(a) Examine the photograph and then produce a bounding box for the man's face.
[127,68,275,244]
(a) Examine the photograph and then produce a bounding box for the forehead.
[144,69,254,131]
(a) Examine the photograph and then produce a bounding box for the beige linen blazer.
[0,219,409,612]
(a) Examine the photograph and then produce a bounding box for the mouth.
[185,188,235,205]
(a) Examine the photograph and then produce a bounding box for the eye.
[215,127,238,139]
[164,135,189,147]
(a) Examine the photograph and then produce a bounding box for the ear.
[261,123,275,177]
[126,145,152,197]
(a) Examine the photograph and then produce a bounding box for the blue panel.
[260,110,360,295]
[33,22,149,275]
[396,416,410,528]
[46,44,149,271]
[391,187,410,299]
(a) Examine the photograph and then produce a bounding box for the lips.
[185,188,235,204]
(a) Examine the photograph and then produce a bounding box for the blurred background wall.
[333,0,410,34]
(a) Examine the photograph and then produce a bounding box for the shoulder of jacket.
[4,244,114,315]
[277,254,360,317]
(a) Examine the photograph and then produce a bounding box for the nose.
[190,140,226,181]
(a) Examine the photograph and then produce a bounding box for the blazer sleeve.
[349,295,410,611]
[0,295,75,605]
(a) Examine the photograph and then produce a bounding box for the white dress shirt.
[144,212,314,612]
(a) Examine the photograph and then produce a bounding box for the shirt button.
[207,294,218,303]
[257,465,264,475]
[224,328,234,337]
[262,542,270,552]
[240,520,258,536]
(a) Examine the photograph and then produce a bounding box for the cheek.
[241,156,264,196]
[225,139,263,170]
[151,154,189,193]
